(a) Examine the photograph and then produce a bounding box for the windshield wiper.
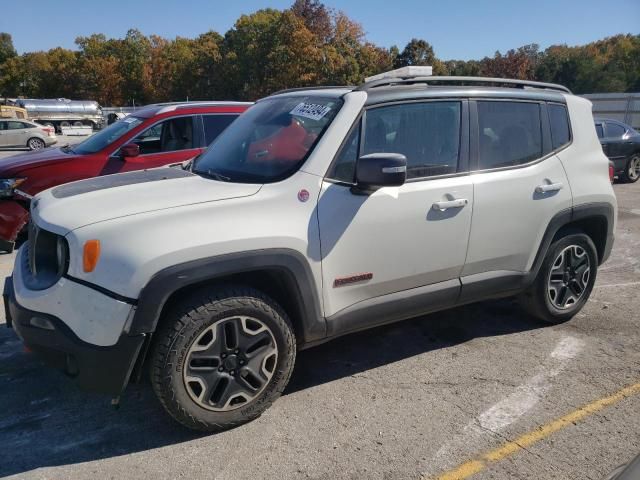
[60,144,75,154]
[195,169,231,182]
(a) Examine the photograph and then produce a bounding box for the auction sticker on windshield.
[290,103,331,121]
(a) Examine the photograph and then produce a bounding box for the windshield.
[193,96,342,183]
[72,116,144,154]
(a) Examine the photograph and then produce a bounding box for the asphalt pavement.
[0,179,638,480]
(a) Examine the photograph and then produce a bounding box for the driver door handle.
[535,182,563,193]
[432,198,468,211]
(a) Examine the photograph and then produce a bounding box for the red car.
[0,101,251,252]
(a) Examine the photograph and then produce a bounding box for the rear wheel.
[150,286,296,431]
[27,137,45,150]
[622,154,640,183]
[73,121,84,127]
[59,121,71,129]
[520,233,598,324]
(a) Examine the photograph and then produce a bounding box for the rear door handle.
[432,198,468,211]
[535,182,563,193]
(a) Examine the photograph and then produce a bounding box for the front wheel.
[622,154,640,183]
[520,233,598,324]
[150,286,296,431]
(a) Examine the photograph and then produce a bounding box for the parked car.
[0,101,250,252]
[594,118,640,183]
[4,73,616,432]
[0,119,56,150]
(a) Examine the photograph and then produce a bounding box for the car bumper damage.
[0,200,29,251]
[3,274,146,396]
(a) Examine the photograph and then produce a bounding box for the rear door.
[5,121,29,147]
[603,121,633,160]
[0,121,7,147]
[461,99,572,299]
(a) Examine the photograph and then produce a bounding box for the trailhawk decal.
[333,273,373,287]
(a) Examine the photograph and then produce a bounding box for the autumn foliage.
[0,1,638,106]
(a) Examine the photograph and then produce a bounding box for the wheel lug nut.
[230,370,235,375]
[221,353,227,358]
[235,349,240,354]
[239,360,245,365]
[218,366,224,372]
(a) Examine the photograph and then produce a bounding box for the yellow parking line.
[431,381,640,480]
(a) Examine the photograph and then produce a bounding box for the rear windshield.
[193,96,342,183]
[72,117,144,154]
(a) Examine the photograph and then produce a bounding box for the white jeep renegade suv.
[4,74,616,431]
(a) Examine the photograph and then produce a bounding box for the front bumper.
[4,276,146,395]
[0,199,29,250]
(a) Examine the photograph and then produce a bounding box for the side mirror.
[120,143,140,159]
[354,153,407,193]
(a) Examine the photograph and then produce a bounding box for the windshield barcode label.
[290,103,331,121]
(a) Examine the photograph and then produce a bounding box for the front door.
[103,116,203,174]
[318,100,473,318]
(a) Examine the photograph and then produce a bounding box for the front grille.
[22,222,68,291]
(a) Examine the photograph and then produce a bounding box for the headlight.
[0,178,26,198]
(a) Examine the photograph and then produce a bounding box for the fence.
[583,93,640,129]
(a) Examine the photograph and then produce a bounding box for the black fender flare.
[128,249,326,344]
[524,202,615,287]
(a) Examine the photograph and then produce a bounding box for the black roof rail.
[355,76,571,94]
[269,85,352,96]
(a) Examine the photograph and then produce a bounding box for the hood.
[32,167,262,234]
[0,147,78,174]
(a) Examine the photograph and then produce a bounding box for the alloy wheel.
[183,316,278,411]
[28,138,45,150]
[547,245,591,310]
[628,155,640,181]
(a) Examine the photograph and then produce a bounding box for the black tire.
[621,153,640,183]
[27,137,45,150]
[520,233,598,324]
[150,285,296,432]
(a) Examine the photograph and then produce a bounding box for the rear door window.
[7,121,28,130]
[477,101,542,169]
[202,115,238,145]
[605,123,625,138]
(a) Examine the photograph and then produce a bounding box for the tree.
[393,38,447,74]
[291,0,332,43]
[0,33,17,65]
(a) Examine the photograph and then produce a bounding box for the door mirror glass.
[354,153,407,193]
[120,143,140,159]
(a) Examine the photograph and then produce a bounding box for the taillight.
[41,127,54,137]
[609,164,614,183]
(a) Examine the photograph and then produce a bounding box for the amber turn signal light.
[83,240,101,272]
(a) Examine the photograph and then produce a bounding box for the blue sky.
[1,0,638,60]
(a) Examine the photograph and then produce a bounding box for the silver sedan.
[0,119,57,150]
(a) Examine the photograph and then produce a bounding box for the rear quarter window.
[548,103,571,150]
